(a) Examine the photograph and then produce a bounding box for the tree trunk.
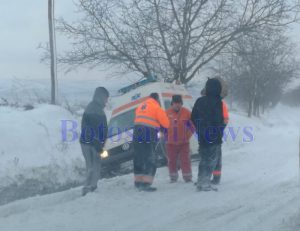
[253,99,257,117]
[248,99,253,118]
[256,98,260,117]
[253,96,259,117]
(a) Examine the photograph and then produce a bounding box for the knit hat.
[171,95,183,104]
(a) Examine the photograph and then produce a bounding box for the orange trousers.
[166,143,192,182]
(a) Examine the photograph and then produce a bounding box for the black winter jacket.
[191,79,226,147]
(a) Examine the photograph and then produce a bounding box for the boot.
[183,177,192,183]
[82,185,97,196]
[197,184,218,192]
[211,176,221,185]
[140,183,157,192]
[134,182,143,189]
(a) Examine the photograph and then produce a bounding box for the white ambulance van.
[101,79,198,166]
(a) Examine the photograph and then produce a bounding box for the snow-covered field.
[0,105,81,182]
[0,78,299,231]
[0,105,85,205]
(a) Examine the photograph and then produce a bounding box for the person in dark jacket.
[191,78,227,191]
[80,87,109,196]
[200,82,229,185]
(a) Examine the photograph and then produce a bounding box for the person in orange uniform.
[133,93,170,192]
[166,95,195,183]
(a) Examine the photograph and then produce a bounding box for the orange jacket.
[166,107,195,144]
[222,101,229,125]
[134,98,170,129]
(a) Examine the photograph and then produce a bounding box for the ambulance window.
[184,100,194,110]
[108,109,135,137]
[164,100,171,109]
[164,98,194,110]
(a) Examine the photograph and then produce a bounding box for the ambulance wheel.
[101,163,121,178]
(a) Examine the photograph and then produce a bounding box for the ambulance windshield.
[108,109,135,137]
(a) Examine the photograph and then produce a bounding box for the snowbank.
[0,105,84,204]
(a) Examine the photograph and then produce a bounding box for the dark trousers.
[80,143,101,190]
[197,144,221,186]
[133,125,158,185]
[213,148,222,182]
[133,141,157,185]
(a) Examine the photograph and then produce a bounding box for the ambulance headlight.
[100,150,109,159]
[157,131,164,139]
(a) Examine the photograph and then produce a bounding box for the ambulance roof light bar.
[118,74,158,94]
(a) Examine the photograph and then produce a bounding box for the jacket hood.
[148,97,160,106]
[92,87,109,107]
[205,78,222,97]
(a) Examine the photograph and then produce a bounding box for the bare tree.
[214,28,299,117]
[58,0,300,83]
[282,85,300,106]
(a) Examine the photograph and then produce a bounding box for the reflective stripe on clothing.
[213,170,222,176]
[134,98,170,129]
[135,115,160,128]
[135,115,158,123]
[143,175,154,184]
[134,175,154,184]
[134,175,144,183]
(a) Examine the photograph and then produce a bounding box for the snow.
[0,96,299,230]
[0,105,83,189]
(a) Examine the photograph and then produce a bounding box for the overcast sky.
[0,0,103,81]
[0,1,300,81]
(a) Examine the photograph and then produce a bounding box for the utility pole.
[48,0,57,104]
